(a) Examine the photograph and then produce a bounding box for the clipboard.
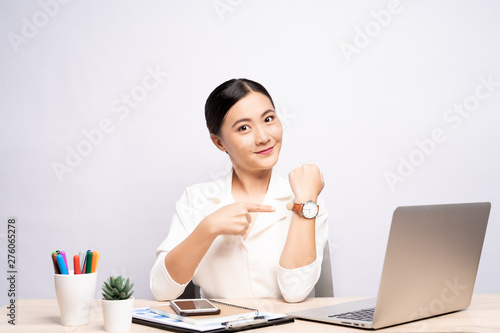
[132,302,294,332]
[132,314,294,332]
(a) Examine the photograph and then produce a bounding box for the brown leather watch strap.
[292,203,302,214]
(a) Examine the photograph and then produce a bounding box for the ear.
[210,133,226,152]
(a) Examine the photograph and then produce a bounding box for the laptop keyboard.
[329,307,375,322]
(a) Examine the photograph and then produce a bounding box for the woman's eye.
[239,125,249,131]
[264,115,274,123]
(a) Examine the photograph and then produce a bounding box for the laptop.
[289,202,491,329]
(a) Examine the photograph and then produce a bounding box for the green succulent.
[102,276,134,300]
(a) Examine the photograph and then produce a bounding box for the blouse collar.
[217,168,292,202]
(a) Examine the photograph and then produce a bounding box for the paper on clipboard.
[150,300,258,325]
[132,307,292,332]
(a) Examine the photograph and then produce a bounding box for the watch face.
[302,200,318,219]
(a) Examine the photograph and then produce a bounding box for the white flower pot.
[102,297,134,332]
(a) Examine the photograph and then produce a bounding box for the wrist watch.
[287,200,319,219]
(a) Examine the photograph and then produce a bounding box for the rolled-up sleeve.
[150,188,199,301]
[150,251,188,301]
[277,197,329,302]
[277,258,322,302]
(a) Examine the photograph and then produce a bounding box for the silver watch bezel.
[301,200,319,219]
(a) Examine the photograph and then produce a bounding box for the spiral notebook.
[132,299,294,332]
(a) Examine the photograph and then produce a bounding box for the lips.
[255,146,274,155]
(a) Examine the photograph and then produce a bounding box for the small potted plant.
[101,275,134,332]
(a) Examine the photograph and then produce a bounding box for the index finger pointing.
[245,202,276,213]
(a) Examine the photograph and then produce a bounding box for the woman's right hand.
[202,202,275,237]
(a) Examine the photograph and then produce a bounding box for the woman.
[150,78,328,303]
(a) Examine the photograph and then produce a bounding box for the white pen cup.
[54,271,97,326]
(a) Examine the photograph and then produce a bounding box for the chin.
[256,155,280,170]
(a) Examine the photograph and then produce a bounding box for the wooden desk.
[1,294,499,332]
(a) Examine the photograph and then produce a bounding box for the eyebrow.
[231,109,276,129]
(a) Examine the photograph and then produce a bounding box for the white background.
[1,0,499,305]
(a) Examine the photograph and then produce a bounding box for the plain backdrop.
[1,0,499,306]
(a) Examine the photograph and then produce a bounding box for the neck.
[231,167,272,198]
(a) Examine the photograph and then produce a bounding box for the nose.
[254,124,270,145]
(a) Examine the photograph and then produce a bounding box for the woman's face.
[212,91,283,173]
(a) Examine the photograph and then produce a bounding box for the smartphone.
[170,299,221,316]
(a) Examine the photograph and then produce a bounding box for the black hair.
[205,78,275,135]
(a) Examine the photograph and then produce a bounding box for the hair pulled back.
[205,78,275,135]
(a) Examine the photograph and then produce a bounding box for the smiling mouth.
[255,146,274,155]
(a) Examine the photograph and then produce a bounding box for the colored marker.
[82,250,91,273]
[60,251,68,272]
[91,251,99,273]
[73,255,81,274]
[56,254,68,274]
[79,251,86,273]
[51,253,61,274]
[85,251,93,274]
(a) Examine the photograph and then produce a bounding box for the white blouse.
[150,169,328,302]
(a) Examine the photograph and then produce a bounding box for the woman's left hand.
[288,164,324,202]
